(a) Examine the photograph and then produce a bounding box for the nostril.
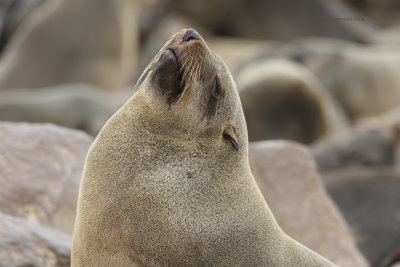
[182,28,201,43]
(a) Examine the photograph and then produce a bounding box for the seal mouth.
[152,48,186,105]
[160,48,186,105]
[136,30,204,107]
[165,48,178,63]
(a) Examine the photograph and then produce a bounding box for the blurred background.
[0,0,399,266]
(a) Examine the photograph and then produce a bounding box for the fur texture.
[71,29,336,266]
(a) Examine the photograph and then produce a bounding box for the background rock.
[0,83,130,136]
[249,140,369,267]
[0,122,93,234]
[325,171,400,266]
[0,213,71,267]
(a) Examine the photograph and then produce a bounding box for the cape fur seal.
[72,29,335,266]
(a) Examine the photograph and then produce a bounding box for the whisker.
[134,37,173,91]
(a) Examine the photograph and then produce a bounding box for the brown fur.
[71,29,335,266]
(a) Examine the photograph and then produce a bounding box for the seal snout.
[182,28,201,43]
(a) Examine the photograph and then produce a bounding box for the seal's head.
[133,28,246,153]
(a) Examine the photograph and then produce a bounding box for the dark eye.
[212,76,221,98]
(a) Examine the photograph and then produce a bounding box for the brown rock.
[325,171,400,266]
[0,213,71,267]
[0,122,93,234]
[249,140,369,267]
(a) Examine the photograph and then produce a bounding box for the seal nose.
[182,28,201,43]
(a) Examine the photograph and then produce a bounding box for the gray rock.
[249,140,369,267]
[0,83,129,136]
[325,171,400,266]
[0,213,71,267]
[0,122,93,234]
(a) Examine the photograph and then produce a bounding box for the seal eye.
[212,76,221,98]
[223,126,239,152]
[205,76,222,119]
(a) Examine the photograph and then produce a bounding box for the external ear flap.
[153,49,181,105]
[223,126,239,151]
